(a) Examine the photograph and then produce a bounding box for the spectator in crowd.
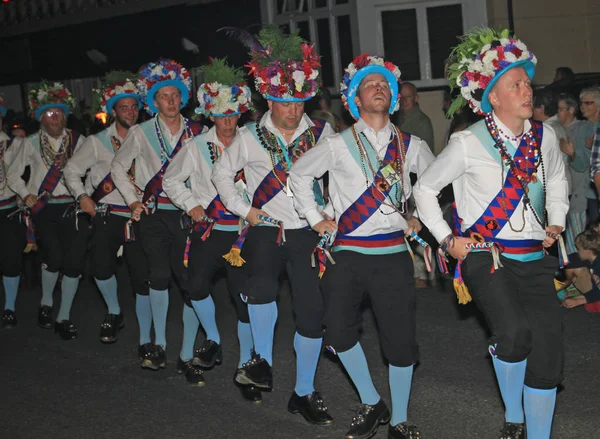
[562,229,600,313]
[558,93,587,254]
[553,67,574,83]
[579,87,600,225]
[398,82,434,151]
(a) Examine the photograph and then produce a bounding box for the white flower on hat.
[293,71,306,92]
[309,70,319,81]
[482,51,498,65]
[504,51,518,63]
[271,74,281,86]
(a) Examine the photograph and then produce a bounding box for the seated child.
[562,230,600,313]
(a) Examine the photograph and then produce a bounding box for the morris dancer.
[290,54,434,439]
[213,26,335,423]
[111,59,205,375]
[413,29,569,439]
[64,72,147,344]
[163,58,260,398]
[7,82,88,340]
[0,95,26,328]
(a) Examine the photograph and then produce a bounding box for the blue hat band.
[480,60,536,113]
[35,103,70,121]
[346,65,399,120]
[146,79,190,114]
[211,112,242,117]
[267,95,312,103]
[106,94,142,115]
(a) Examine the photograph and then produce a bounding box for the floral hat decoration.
[195,58,253,117]
[137,58,192,114]
[446,27,537,117]
[340,54,402,120]
[28,81,76,121]
[222,25,321,102]
[93,71,142,115]
[0,94,6,118]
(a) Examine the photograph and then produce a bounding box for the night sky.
[0,0,263,86]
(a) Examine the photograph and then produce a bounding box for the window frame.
[375,0,466,88]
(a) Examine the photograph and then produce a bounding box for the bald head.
[400,82,418,112]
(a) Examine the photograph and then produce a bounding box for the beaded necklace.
[154,116,192,164]
[207,141,223,165]
[255,120,316,191]
[351,124,407,215]
[484,113,546,229]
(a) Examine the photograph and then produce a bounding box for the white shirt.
[163,126,239,213]
[289,119,435,235]
[211,111,335,229]
[63,123,135,208]
[413,113,569,243]
[111,115,202,206]
[7,129,86,200]
[0,132,19,203]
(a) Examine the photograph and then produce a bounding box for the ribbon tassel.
[453,260,472,305]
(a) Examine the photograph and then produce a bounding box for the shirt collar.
[355,118,394,145]
[157,114,185,140]
[0,132,9,142]
[492,111,531,139]
[107,123,126,142]
[260,110,313,143]
[207,125,240,149]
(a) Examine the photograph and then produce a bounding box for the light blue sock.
[149,288,169,348]
[135,294,152,345]
[237,321,254,368]
[524,385,557,439]
[180,304,199,362]
[41,268,59,307]
[293,332,322,397]
[191,296,220,344]
[56,275,79,322]
[493,357,527,423]
[3,275,20,311]
[337,342,381,405]
[95,275,121,315]
[248,302,278,365]
[389,364,414,425]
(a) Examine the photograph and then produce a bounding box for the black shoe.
[288,391,334,426]
[54,320,78,340]
[151,345,167,369]
[234,350,273,390]
[37,305,53,329]
[176,358,206,386]
[139,343,158,370]
[193,340,222,368]
[499,422,525,439]
[388,423,421,439]
[2,310,17,329]
[100,313,124,343]
[234,369,262,403]
[345,400,391,439]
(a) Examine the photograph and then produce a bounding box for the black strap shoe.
[288,391,334,426]
[235,350,273,390]
[388,422,422,439]
[2,309,17,329]
[139,343,159,370]
[345,399,391,439]
[151,345,167,369]
[100,313,125,343]
[500,422,525,439]
[193,340,223,368]
[234,369,262,403]
[54,320,78,340]
[38,305,53,329]
[177,358,206,386]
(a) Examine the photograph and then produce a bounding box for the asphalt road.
[1,267,598,439]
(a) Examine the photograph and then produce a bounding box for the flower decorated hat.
[235,25,320,102]
[195,58,253,117]
[28,82,76,121]
[0,94,6,118]
[94,71,142,115]
[137,58,192,114]
[340,54,402,120]
[446,27,537,116]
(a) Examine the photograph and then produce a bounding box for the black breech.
[321,250,419,367]
[243,226,324,339]
[0,206,26,277]
[462,252,564,389]
[90,213,148,296]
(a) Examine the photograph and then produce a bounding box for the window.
[377,1,465,87]
[266,0,356,89]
